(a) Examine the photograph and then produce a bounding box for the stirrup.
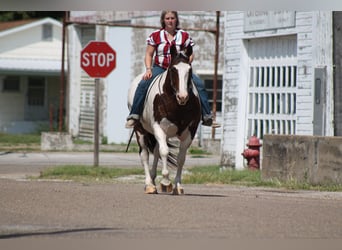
[211,122,221,128]
[202,117,213,126]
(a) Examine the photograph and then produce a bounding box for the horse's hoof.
[172,185,184,195]
[160,182,173,193]
[144,185,157,194]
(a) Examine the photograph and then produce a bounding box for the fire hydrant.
[241,136,262,170]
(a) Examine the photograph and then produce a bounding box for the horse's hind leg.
[150,144,159,185]
[137,133,157,194]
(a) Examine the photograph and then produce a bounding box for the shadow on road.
[156,192,227,198]
[0,227,120,239]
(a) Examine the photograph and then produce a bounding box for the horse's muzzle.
[176,93,189,105]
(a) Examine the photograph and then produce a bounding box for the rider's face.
[164,12,177,30]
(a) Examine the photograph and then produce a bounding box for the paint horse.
[127,44,201,194]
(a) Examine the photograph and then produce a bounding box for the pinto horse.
[127,44,201,194]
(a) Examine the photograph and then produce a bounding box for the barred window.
[203,77,222,112]
[27,77,45,106]
[3,76,20,92]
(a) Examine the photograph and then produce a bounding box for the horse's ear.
[185,45,193,58]
[170,44,178,59]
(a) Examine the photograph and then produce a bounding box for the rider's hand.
[143,68,152,80]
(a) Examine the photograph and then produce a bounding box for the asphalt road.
[0,152,342,242]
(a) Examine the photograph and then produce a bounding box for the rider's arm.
[145,45,155,70]
[143,45,155,80]
[189,53,194,64]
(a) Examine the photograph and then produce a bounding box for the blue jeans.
[128,65,211,119]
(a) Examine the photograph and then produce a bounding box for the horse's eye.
[171,67,177,73]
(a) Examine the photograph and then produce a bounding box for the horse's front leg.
[173,134,192,195]
[153,124,172,193]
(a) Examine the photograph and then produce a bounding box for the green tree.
[0,11,64,22]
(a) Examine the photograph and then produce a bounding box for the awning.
[0,58,67,75]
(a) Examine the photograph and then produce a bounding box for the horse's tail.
[144,133,178,169]
[144,133,157,154]
[166,139,178,169]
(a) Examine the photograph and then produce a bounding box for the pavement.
[1,151,342,246]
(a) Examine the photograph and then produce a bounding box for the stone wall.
[41,132,74,151]
[262,134,342,185]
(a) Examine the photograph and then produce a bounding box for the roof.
[0,18,64,74]
[0,17,62,38]
[0,19,38,32]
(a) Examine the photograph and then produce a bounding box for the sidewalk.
[0,151,221,177]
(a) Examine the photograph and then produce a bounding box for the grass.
[182,166,342,192]
[0,133,41,151]
[0,133,41,144]
[39,165,145,182]
[37,165,342,192]
[182,166,262,186]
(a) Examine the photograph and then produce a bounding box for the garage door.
[246,35,297,139]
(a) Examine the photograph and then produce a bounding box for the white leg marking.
[173,133,192,195]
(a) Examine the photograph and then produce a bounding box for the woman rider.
[126,11,218,128]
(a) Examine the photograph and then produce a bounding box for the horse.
[127,44,201,195]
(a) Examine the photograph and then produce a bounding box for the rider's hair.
[160,11,180,29]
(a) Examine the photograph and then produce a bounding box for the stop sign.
[80,41,116,78]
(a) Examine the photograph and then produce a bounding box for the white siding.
[221,12,244,167]
[222,11,334,169]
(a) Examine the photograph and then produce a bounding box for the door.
[246,35,298,139]
[25,76,47,121]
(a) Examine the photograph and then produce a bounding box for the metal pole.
[211,11,220,139]
[93,24,105,167]
[94,78,100,167]
[59,11,68,132]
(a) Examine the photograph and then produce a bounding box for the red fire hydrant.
[241,136,262,170]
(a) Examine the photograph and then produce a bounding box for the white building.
[221,11,339,169]
[0,17,65,134]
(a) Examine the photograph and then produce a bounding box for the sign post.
[80,41,116,166]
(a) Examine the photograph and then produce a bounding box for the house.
[221,11,342,169]
[66,11,224,145]
[0,17,65,134]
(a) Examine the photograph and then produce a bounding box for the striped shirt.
[146,29,194,69]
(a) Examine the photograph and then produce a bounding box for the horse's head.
[166,44,193,105]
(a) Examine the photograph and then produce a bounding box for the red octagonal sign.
[81,41,116,78]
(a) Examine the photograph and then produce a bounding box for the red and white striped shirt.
[146,29,194,69]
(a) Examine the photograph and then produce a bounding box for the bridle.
[166,54,192,96]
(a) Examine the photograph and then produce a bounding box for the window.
[42,23,53,41]
[247,65,297,138]
[203,78,222,112]
[27,77,45,106]
[3,76,20,92]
